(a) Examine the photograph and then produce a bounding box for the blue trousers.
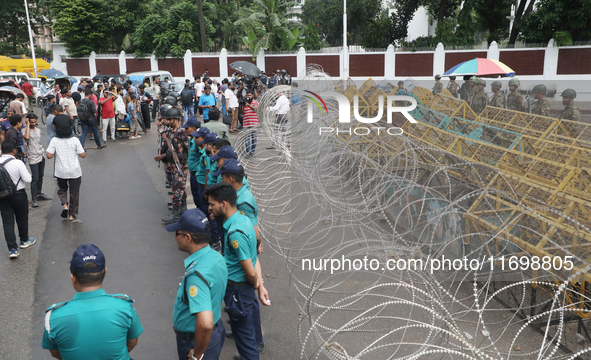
[184,105,195,122]
[253,295,263,344]
[190,174,208,214]
[225,283,259,360]
[80,120,102,148]
[176,318,225,360]
[245,127,258,154]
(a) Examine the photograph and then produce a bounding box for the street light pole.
[24,0,38,78]
[343,0,348,79]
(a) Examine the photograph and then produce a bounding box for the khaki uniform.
[531,99,551,117]
[507,90,525,112]
[489,92,504,108]
[447,81,458,97]
[471,89,487,114]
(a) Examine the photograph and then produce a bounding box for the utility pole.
[343,0,348,79]
[24,0,38,77]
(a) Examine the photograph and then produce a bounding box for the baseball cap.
[213,158,244,177]
[181,116,201,129]
[77,86,83,91]
[200,132,219,145]
[70,244,106,273]
[166,208,209,233]
[190,127,210,139]
[210,145,237,162]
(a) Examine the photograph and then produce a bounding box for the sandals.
[61,208,68,218]
[69,215,77,221]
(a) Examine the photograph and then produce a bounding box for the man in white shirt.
[194,76,203,116]
[266,91,290,149]
[0,140,34,259]
[46,123,86,221]
[224,82,239,132]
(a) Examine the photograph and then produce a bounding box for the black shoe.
[37,194,52,201]
[168,191,173,195]
[167,202,173,206]
[31,200,38,208]
[165,183,172,188]
[225,329,233,338]
[98,145,106,149]
[162,206,181,224]
[111,138,116,142]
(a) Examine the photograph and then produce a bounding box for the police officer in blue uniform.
[204,183,267,360]
[209,145,250,191]
[41,244,144,360]
[216,159,270,359]
[168,208,228,360]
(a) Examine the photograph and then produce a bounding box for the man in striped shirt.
[243,91,259,158]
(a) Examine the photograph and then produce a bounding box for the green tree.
[132,0,215,58]
[0,0,47,55]
[302,0,382,45]
[234,0,303,54]
[519,0,591,45]
[108,0,151,50]
[361,11,395,48]
[304,22,322,50]
[50,0,111,56]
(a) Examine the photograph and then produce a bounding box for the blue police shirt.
[188,139,200,172]
[236,185,258,226]
[223,211,257,283]
[208,160,219,187]
[196,147,209,184]
[173,245,228,333]
[41,289,144,360]
[198,94,217,120]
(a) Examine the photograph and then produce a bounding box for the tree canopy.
[302,0,382,45]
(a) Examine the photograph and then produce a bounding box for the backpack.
[0,158,19,200]
[181,89,193,106]
[77,98,93,123]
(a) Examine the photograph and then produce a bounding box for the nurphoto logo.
[303,90,417,135]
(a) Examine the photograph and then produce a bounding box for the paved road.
[0,107,300,359]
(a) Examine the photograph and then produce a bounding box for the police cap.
[165,208,209,234]
[210,145,237,162]
[213,158,245,177]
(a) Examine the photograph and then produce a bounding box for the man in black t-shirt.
[52,114,76,139]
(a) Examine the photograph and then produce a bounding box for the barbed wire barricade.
[233,67,591,360]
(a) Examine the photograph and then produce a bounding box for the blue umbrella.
[39,69,65,78]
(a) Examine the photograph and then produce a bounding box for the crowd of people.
[428,75,581,121]
[0,66,296,360]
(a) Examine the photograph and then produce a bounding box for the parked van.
[0,71,30,83]
[124,71,184,96]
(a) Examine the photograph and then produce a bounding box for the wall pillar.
[219,48,228,79]
[487,41,499,61]
[89,51,97,77]
[543,39,558,79]
[184,49,193,80]
[119,51,127,74]
[150,52,158,71]
[433,42,445,76]
[256,48,265,73]
[297,47,306,79]
[385,44,395,79]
